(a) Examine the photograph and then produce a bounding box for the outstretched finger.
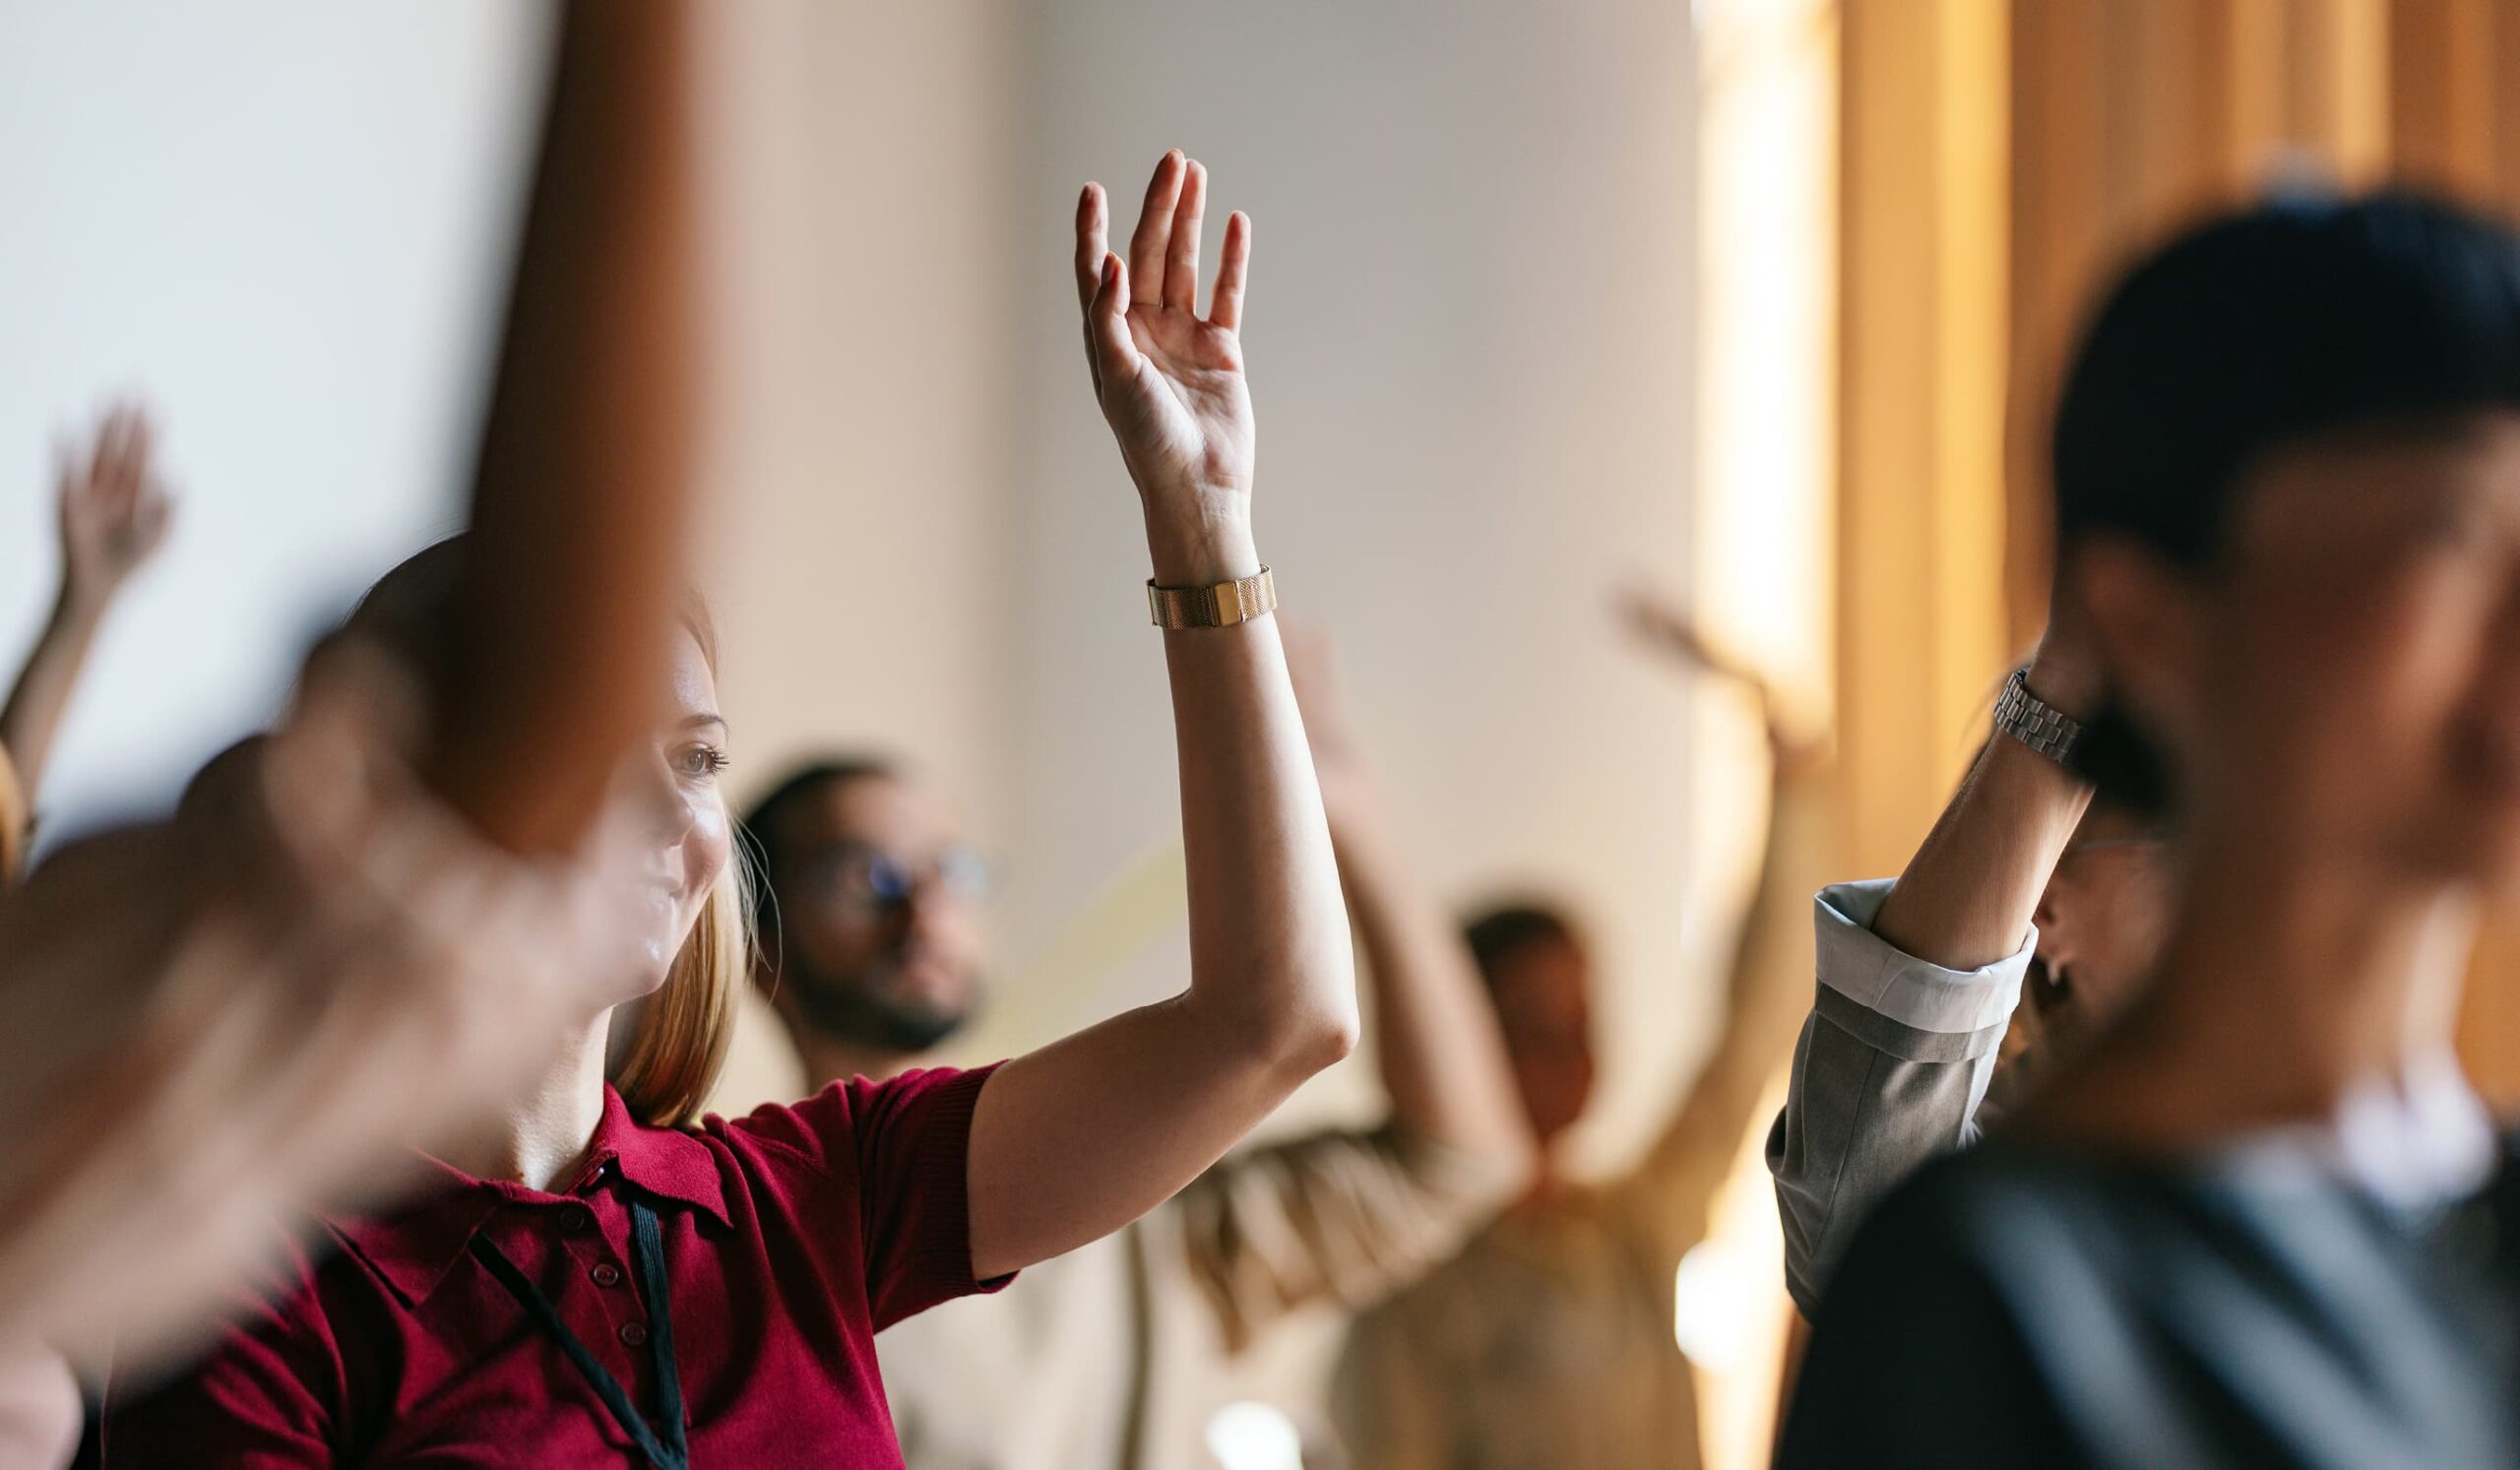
[1209,211,1251,333]
[85,413,122,495]
[1074,182,1109,313]
[1087,251,1138,382]
[1163,160,1206,314]
[1127,152,1183,307]
[114,413,155,504]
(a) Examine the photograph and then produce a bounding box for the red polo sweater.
[94,1065,1007,1467]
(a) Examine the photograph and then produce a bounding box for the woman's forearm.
[0,592,108,801]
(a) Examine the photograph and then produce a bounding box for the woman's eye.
[676,745,728,779]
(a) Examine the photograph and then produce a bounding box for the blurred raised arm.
[0,406,172,804]
[0,0,703,1370]
[431,0,699,853]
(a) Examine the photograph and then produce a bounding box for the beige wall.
[699,0,1019,850]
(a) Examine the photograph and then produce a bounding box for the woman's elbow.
[1251,959,1362,1079]
[1282,999,1362,1077]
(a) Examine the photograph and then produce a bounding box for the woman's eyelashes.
[672,742,730,781]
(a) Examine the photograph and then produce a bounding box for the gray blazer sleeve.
[1766,879,2029,1317]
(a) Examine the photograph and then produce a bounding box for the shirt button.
[619,1320,650,1347]
[591,1262,624,1288]
[561,1206,594,1233]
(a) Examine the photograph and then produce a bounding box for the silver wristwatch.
[1992,668,2084,766]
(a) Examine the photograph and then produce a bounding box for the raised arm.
[965,153,1358,1280]
[1765,623,2097,1312]
[1605,595,1835,1271]
[0,406,172,802]
[1161,633,1532,1348]
[1291,629,1531,1174]
[0,0,695,1371]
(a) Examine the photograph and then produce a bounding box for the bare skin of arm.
[966,154,1358,1280]
[1614,596,1834,1256]
[1865,636,2103,972]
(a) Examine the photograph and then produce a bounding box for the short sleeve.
[727,1063,1010,1331]
[93,1267,346,1469]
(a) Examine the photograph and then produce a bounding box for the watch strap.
[1148,566,1276,629]
[1993,668,2085,766]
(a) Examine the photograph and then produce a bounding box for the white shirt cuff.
[1812,878,2032,1036]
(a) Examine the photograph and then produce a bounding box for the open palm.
[1075,153,1255,542]
[58,405,173,609]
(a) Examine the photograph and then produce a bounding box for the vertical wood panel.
[1838,0,2011,877]
[2289,0,2391,185]
[2390,0,2497,193]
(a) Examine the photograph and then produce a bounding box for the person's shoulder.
[1820,1144,2102,1309]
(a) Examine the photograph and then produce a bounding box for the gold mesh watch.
[1147,566,1276,629]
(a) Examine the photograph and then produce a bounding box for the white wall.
[0,0,546,832]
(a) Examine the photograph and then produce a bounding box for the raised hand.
[1074,151,1257,586]
[1617,583,1831,777]
[56,404,173,615]
[1616,583,1765,691]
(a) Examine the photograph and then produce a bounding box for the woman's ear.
[2064,538,2207,750]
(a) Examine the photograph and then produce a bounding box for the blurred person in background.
[1766,606,2174,1315]
[1781,193,2520,1469]
[0,403,174,860]
[1330,607,1829,1470]
[95,149,1364,1469]
[738,624,1532,1470]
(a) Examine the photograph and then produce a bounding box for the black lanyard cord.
[472,1197,690,1470]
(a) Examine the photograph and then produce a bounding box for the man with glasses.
[740,758,994,1088]
[737,638,1534,1470]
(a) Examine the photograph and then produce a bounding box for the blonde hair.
[610,593,747,1127]
[611,848,749,1126]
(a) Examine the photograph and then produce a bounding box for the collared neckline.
[328,1085,731,1308]
[2210,1051,2499,1213]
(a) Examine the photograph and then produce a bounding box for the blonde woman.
[96,150,1354,1468]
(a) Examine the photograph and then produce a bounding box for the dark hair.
[2052,191,2520,810]
[738,758,901,974]
[1462,901,1583,988]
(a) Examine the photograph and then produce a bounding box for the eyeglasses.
[791,844,992,912]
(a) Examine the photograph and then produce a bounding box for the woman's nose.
[622,750,699,839]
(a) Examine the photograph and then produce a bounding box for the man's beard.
[786,963,972,1055]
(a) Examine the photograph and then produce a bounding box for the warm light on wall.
[1688,1,1837,1467]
